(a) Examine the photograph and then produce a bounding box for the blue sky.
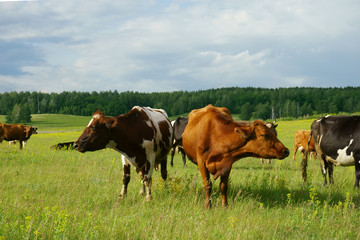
[0,0,359,93]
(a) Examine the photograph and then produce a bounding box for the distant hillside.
[0,114,90,133]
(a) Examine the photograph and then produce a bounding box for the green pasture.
[1,115,360,239]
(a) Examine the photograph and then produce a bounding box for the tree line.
[1,87,360,123]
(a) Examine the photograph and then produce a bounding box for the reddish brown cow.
[182,105,289,208]
[293,130,317,160]
[0,123,38,149]
[74,107,173,201]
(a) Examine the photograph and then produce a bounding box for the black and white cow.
[302,115,360,187]
[74,107,173,201]
[170,116,188,167]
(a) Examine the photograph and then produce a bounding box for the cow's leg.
[19,140,23,149]
[301,153,308,182]
[320,155,328,186]
[179,147,187,166]
[292,146,298,160]
[354,159,360,188]
[119,155,131,199]
[198,160,212,208]
[170,148,175,167]
[220,171,231,207]
[160,157,167,181]
[328,162,334,184]
[139,168,146,196]
[260,158,264,164]
[267,159,271,164]
[140,159,154,202]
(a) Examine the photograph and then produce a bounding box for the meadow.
[1,114,360,239]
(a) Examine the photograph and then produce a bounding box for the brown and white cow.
[292,130,316,161]
[182,105,289,208]
[74,107,173,201]
[0,123,38,149]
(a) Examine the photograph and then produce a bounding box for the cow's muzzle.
[73,142,84,152]
[280,148,290,159]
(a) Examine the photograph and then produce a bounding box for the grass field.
[1,114,360,239]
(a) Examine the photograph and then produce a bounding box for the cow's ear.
[234,126,251,139]
[105,118,117,129]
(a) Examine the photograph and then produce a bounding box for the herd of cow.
[1,105,359,208]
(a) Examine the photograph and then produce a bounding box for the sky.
[0,0,359,93]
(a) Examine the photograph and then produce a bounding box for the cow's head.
[25,126,38,139]
[238,120,289,159]
[74,111,117,153]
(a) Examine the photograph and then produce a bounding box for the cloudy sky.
[0,0,359,93]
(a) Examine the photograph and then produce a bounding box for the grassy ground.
[1,115,360,239]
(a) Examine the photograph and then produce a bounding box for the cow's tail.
[301,131,312,182]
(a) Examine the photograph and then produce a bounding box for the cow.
[170,116,188,167]
[292,130,317,161]
[182,105,289,208]
[302,115,360,187]
[73,107,173,201]
[0,123,38,149]
[50,141,75,150]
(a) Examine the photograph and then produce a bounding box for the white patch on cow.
[335,139,355,166]
[319,134,323,146]
[145,120,152,128]
[141,139,156,179]
[87,114,101,127]
[298,146,304,152]
[122,155,138,169]
[140,106,173,149]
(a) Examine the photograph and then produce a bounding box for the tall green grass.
[1,115,360,239]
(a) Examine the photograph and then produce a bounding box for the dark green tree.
[6,104,32,123]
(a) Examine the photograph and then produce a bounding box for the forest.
[0,87,360,122]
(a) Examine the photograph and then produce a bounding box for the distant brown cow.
[182,105,289,208]
[293,130,316,160]
[0,123,38,149]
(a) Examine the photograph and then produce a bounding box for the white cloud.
[0,0,359,93]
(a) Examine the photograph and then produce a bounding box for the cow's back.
[2,124,25,141]
[183,105,233,164]
[131,106,173,161]
[312,115,360,160]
